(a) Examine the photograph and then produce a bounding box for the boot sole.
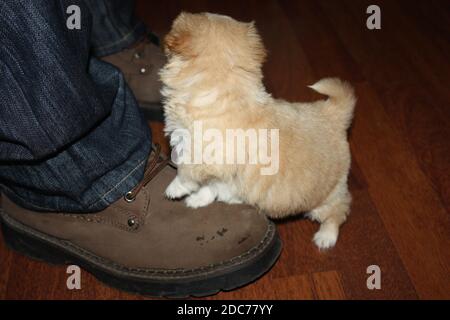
[0,207,282,298]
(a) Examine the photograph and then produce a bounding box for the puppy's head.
[164,12,266,71]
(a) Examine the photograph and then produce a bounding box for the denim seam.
[89,156,146,208]
[93,22,143,51]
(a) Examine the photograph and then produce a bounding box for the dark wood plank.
[208,273,316,300]
[312,271,346,300]
[312,0,450,298]
[349,81,450,299]
[0,229,12,299]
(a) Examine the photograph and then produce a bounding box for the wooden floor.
[1,0,449,299]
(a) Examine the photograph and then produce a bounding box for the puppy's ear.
[164,12,197,57]
[247,21,267,64]
[164,30,192,56]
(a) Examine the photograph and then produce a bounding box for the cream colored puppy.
[160,12,356,249]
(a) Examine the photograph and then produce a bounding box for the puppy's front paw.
[313,226,338,250]
[165,177,190,199]
[185,187,216,208]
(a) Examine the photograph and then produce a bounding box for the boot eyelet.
[134,52,142,59]
[124,191,135,203]
[127,217,139,229]
[139,67,147,74]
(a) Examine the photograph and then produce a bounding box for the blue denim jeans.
[85,0,148,57]
[0,0,152,212]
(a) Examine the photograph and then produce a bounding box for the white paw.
[304,212,315,221]
[185,187,216,208]
[165,177,192,199]
[313,227,338,250]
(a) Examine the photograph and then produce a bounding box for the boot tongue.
[123,144,172,203]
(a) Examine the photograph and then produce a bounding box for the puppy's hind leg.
[308,178,351,250]
[215,181,243,205]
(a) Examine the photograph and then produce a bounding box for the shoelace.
[124,144,172,202]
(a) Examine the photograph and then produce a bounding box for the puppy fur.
[160,12,356,249]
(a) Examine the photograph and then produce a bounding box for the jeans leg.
[84,0,150,57]
[0,0,151,212]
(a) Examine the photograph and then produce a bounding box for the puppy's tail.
[308,78,356,130]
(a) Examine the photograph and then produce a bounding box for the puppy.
[160,12,356,249]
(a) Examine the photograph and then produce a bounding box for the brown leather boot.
[101,35,166,121]
[0,146,281,297]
